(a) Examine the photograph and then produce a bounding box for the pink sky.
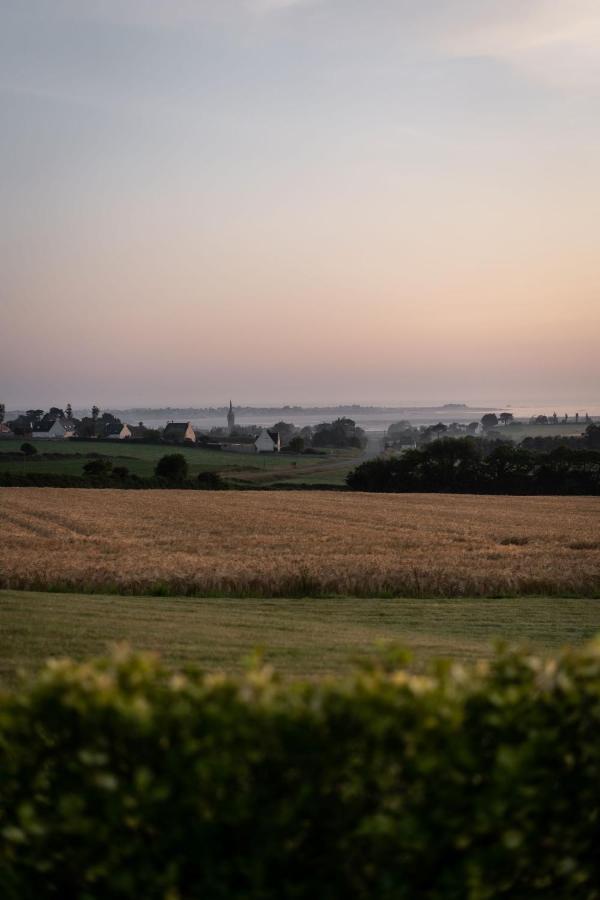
[2,1,599,407]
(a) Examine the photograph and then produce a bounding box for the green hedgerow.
[1,644,600,898]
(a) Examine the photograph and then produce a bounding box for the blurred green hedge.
[1,644,600,899]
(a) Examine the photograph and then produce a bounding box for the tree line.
[0,450,226,491]
[347,436,600,494]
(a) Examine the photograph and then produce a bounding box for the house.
[163,422,196,443]
[0,423,14,438]
[103,422,132,440]
[61,419,79,435]
[255,429,281,452]
[391,438,417,452]
[32,419,71,440]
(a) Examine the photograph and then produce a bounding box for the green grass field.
[0,439,357,485]
[492,423,587,441]
[1,590,599,685]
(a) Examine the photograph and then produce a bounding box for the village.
[0,399,378,456]
[1,399,597,457]
[1,403,285,453]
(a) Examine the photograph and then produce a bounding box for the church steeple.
[227,400,235,433]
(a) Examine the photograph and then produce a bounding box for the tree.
[0,402,4,424]
[387,421,412,438]
[83,458,113,478]
[585,424,600,449]
[499,412,514,426]
[197,471,225,489]
[486,444,533,482]
[535,415,549,425]
[77,418,95,438]
[481,413,499,430]
[288,436,305,453]
[155,454,188,481]
[299,426,314,446]
[425,422,447,441]
[313,418,366,450]
[112,465,129,479]
[20,442,37,456]
[65,403,73,420]
[272,421,296,445]
[49,407,64,419]
[91,406,100,421]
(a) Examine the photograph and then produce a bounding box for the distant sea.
[7,402,597,434]
[109,403,600,434]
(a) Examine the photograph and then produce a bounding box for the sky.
[2,0,600,409]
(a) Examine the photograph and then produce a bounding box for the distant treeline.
[99,403,475,418]
[0,454,227,491]
[347,438,600,495]
[521,427,600,451]
[0,472,227,490]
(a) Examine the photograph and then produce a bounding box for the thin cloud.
[436,0,600,91]
[247,0,321,13]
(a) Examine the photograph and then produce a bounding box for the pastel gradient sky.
[2,0,600,407]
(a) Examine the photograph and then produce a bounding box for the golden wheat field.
[1,488,599,597]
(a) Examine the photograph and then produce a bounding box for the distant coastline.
[100,403,486,419]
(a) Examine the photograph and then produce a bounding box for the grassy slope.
[0,439,357,485]
[1,590,599,685]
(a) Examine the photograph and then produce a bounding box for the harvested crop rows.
[1,488,600,597]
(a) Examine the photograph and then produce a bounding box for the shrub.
[19,442,37,456]
[155,453,188,481]
[1,644,600,898]
[83,457,113,478]
[112,465,130,479]
[197,471,226,489]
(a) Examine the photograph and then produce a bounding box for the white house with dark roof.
[32,419,73,439]
[255,429,281,452]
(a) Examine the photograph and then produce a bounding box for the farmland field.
[491,422,587,441]
[1,590,599,686]
[1,488,599,597]
[0,438,358,485]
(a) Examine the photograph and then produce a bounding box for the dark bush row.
[0,471,227,490]
[348,438,600,494]
[1,645,600,898]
